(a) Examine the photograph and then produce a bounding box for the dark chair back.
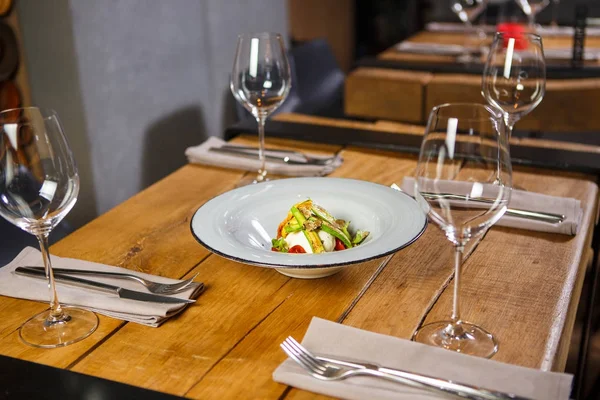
[291,38,345,118]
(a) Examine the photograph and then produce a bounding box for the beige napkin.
[544,48,600,61]
[274,317,572,400]
[185,137,343,177]
[395,41,475,56]
[401,177,581,235]
[0,247,203,327]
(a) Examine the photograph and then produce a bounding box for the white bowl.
[190,177,427,278]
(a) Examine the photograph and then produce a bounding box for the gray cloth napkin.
[185,136,343,177]
[273,317,572,400]
[395,41,475,56]
[0,247,202,327]
[401,177,581,235]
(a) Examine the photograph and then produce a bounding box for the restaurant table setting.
[0,247,202,327]
[0,28,594,399]
[274,317,572,400]
[185,136,343,177]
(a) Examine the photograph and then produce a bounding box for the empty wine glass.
[450,0,489,61]
[482,32,546,138]
[413,103,512,358]
[451,0,488,29]
[230,32,292,185]
[515,0,550,27]
[0,107,98,348]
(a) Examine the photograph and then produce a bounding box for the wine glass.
[482,32,546,138]
[514,0,550,27]
[413,103,512,358]
[0,107,98,348]
[230,32,292,185]
[451,0,488,29]
[450,0,489,61]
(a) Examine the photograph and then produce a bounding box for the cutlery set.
[15,266,201,305]
[280,336,531,400]
[208,145,338,166]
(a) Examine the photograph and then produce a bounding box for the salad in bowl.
[271,199,369,254]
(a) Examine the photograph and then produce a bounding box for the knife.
[208,146,311,165]
[315,354,530,400]
[15,267,195,304]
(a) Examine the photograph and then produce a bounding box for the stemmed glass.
[0,107,98,348]
[451,0,488,30]
[450,0,489,61]
[514,0,550,28]
[482,32,546,138]
[230,32,292,185]
[413,103,512,358]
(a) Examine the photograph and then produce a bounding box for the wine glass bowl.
[413,103,512,358]
[230,32,291,185]
[0,107,98,348]
[482,32,546,138]
[515,0,550,27]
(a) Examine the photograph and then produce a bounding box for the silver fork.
[25,267,198,295]
[219,144,338,166]
[280,337,530,400]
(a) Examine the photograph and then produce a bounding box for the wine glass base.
[19,306,98,348]
[412,320,498,358]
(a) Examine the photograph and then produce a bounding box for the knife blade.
[315,354,531,400]
[208,146,311,165]
[15,267,195,304]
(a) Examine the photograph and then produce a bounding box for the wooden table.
[0,132,598,398]
[346,30,600,132]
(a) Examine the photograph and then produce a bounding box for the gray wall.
[17,0,288,228]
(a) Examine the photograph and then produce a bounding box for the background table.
[0,132,597,398]
[346,30,600,132]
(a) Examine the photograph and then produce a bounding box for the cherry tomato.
[271,247,278,252]
[288,245,306,253]
[334,238,346,251]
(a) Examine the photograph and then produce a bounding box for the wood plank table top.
[0,132,597,398]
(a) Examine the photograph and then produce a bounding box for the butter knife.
[316,354,531,400]
[208,146,311,165]
[15,267,195,304]
[391,185,566,225]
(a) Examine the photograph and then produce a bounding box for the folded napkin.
[185,137,343,177]
[401,177,582,235]
[0,247,202,327]
[544,47,600,61]
[395,41,476,56]
[425,22,497,34]
[536,25,600,37]
[274,317,572,400]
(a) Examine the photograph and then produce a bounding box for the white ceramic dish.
[190,178,427,278]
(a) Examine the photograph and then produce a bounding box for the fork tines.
[281,336,327,374]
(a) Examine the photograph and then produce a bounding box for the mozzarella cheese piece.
[318,230,335,252]
[284,231,313,253]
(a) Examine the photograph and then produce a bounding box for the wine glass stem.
[504,114,518,139]
[256,113,268,182]
[36,234,65,322]
[451,244,464,323]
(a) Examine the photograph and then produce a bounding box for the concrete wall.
[17,0,288,228]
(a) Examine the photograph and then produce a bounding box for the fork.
[280,337,530,400]
[219,144,338,166]
[24,267,198,295]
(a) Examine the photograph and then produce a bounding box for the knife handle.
[15,267,119,295]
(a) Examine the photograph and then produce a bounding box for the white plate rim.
[190,178,427,270]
